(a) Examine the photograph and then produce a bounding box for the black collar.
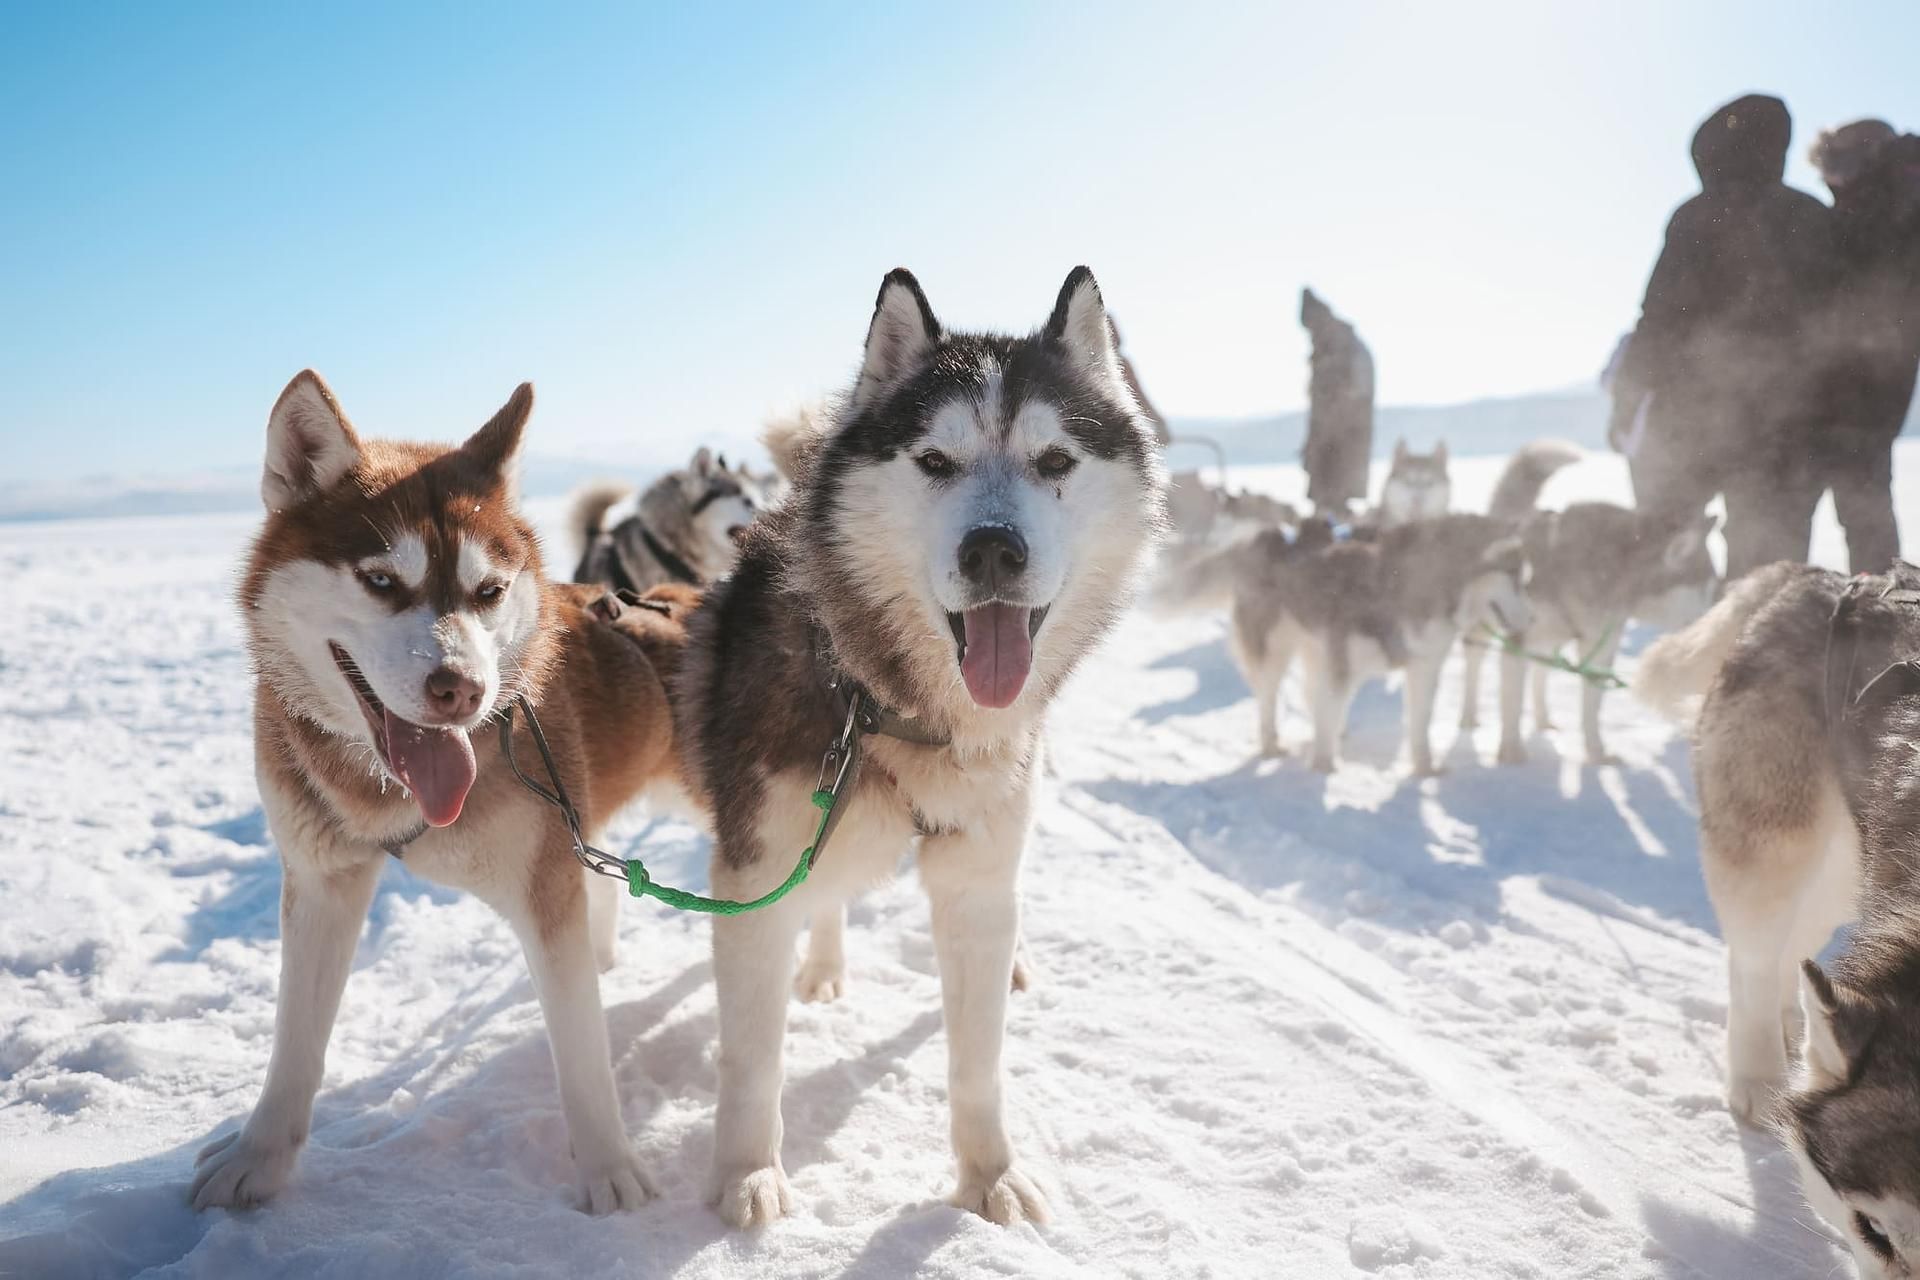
[810,627,951,748]
[637,522,702,586]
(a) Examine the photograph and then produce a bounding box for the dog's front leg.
[921,801,1049,1226]
[710,879,806,1227]
[193,853,381,1210]
[507,859,652,1213]
[1496,646,1529,765]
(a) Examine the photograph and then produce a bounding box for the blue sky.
[3,1,1917,483]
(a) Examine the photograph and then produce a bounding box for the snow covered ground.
[0,445,1906,1278]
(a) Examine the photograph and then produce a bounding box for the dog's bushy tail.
[1150,535,1267,614]
[568,481,631,556]
[1632,561,1797,724]
[1488,439,1583,520]
[762,397,841,486]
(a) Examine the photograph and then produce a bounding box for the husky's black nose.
[958,525,1028,590]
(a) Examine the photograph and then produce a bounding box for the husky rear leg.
[1302,646,1353,774]
[795,905,846,1003]
[1704,784,1857,1123]
[1579,624,1625,764]
[1404,646,1446,776]
[1230,617,1293,758]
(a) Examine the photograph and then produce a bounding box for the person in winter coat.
[1299,287,1375,514]
[1611,93,1838,580]
[1809,121,1920,573]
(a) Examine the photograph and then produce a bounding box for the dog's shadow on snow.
[0,932,971,1280]
[158,806,465,964]
[1138,638,1251,723]
[1636,1127,1844,1278]
[1087,678,1715,938]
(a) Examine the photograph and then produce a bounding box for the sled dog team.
[208,261,1916,1275]
[204,267,1162,1227]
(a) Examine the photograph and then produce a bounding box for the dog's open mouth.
[329,642,477,828]
[945,605,1049,710]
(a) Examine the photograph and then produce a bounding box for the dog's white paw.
[1308,753,1336,774]
[1458,710,1480,731]
[576,1148,654,1214]
[793,959,845,1004]
[713,1164,794,1228]
[1011,954,1033,993]
[953,1166,1050,1226]
[191,1129,299,1211]
[1727,1070,1785,1126]
[1496,739,1528,766]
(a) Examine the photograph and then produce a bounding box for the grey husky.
[569,447,766,592]
[675,267,1165,1228]
[1378,439,1450,526]
[1635,561,1920,1278]
[1461,502,1719,763]
[1158,511,1527,773]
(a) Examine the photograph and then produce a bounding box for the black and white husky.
[675,267,1165,1228]
[569,447,767,592]
[1635,562,1920,1278]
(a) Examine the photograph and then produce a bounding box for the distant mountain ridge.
[6,386,1914,522]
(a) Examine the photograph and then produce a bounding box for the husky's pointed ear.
[691,445,714,476]
[853,268,939,411]
[1659,518,1711,572]
[1044,266,1121,380]
[1393,439,1409,464]
[1802,960,1876,1086]
[462,382,533,492]
[263,370,363,511]
[1434,440,1449,466]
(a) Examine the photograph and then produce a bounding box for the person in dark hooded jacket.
[1299,287,1375,514]
[1613,94,1838,580]
[1809,123,1920,573]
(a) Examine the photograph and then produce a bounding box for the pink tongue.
[383,711,477,827]
[960,604,1033,709]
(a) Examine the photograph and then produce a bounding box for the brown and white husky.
[193,370,689,1214]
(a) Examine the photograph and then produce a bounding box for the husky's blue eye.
[1036,448,1077,480]
[916,450,955,479]
[475,581,506,605]
[362,571,395,592]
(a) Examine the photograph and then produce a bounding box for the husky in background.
[198,372,691,1215]
[676,266,1165,1229]
[1492,504,1718,764]
[570,447,767,591]
[1239,514,1529,773]
[1378,439,1451,526]
[1634,562,1920,1278]
[1457,439,1586,730]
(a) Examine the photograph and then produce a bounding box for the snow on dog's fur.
[200,371,690,1216]
[676,266,1165,1229]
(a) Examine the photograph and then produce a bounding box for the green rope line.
[500,696,841,917]
[1477,622,1628,691]
[624,790,832,913]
